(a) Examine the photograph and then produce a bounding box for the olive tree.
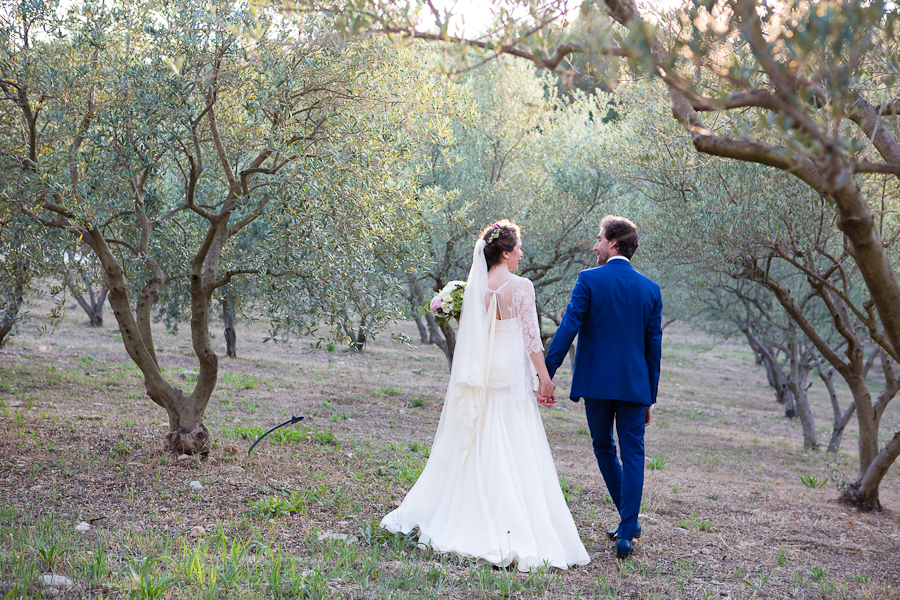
[618,81,900,504]
[2,0,456,454]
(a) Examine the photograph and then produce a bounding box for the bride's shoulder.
[511,274,535,290]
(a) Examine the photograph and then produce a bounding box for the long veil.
[431,239,490,464]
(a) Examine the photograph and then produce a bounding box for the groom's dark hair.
[600,215,639,259]
[481,219,521,269]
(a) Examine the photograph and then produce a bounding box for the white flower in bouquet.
[429,280,466,324]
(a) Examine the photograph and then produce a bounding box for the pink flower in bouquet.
[430,295,442,312]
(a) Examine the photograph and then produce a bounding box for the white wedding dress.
[381,246,589,572]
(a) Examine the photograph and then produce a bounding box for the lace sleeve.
[518,279,544,354]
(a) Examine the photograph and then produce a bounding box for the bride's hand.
[538,379,556,408]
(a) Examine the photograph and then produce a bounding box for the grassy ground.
[1,298,899,599]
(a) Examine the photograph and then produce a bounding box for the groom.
[544,215,662,559]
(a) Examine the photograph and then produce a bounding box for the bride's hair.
[480,219,521,268]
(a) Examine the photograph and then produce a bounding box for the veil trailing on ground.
[431,239,491,463]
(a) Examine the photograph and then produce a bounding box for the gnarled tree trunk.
[818,363,855,453]
[0,256,27,348]
[340,308,368,352]
[81,196,231,456]
[408,276,429,344]
[788,341,817,449]
[741,327,795,419]
[64,266,107,327]
[221,290,236,358]
[841,355,900,510]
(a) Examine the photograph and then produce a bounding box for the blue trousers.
[584,398,647,541]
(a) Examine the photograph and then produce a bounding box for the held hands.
[537,378,557,408]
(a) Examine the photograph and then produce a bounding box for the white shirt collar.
[607,255,630,263]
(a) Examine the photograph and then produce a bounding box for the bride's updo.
[480,219,521,269]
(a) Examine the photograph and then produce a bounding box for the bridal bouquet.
[428,280,466,324]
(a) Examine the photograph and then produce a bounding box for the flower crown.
[488,223,502,243]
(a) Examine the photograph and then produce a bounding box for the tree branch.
[212,269,260,289]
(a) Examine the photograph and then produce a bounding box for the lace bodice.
[484,275,544,355]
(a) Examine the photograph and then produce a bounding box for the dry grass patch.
[0,304,898,598]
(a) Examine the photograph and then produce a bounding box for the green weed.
[125,556,178,600]
[678,512,713,532]
[799,473,828,489]
[247,496,295,519]
[647,455,667,470]
[312,426,340,449]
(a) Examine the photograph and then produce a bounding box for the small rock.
[40,574,74,591]
[179,371,199,380]
[692,578,704,584]
[177,454,192,462]
[409,354,421,361]
[338,521,349,526]
[700,548,711,555]
[393,499,402,507]
[9,401,23,408]
[224,445,239,456]
[317,531,357,544]
[190,525,205,539]
[189,481,203,491]
[412,369,423,375]
[38,345,51,353]
[399,409,406,414]
[74,522,91,532]
[30,485,42,491]
[675,527,689,533]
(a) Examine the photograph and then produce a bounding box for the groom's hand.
[645,407,652,426]
[538,380,556,408]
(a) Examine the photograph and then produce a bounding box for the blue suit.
[545,257,662,542]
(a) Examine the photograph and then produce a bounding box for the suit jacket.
[545,259,662,405]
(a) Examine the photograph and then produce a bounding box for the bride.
[381,220,590,571]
